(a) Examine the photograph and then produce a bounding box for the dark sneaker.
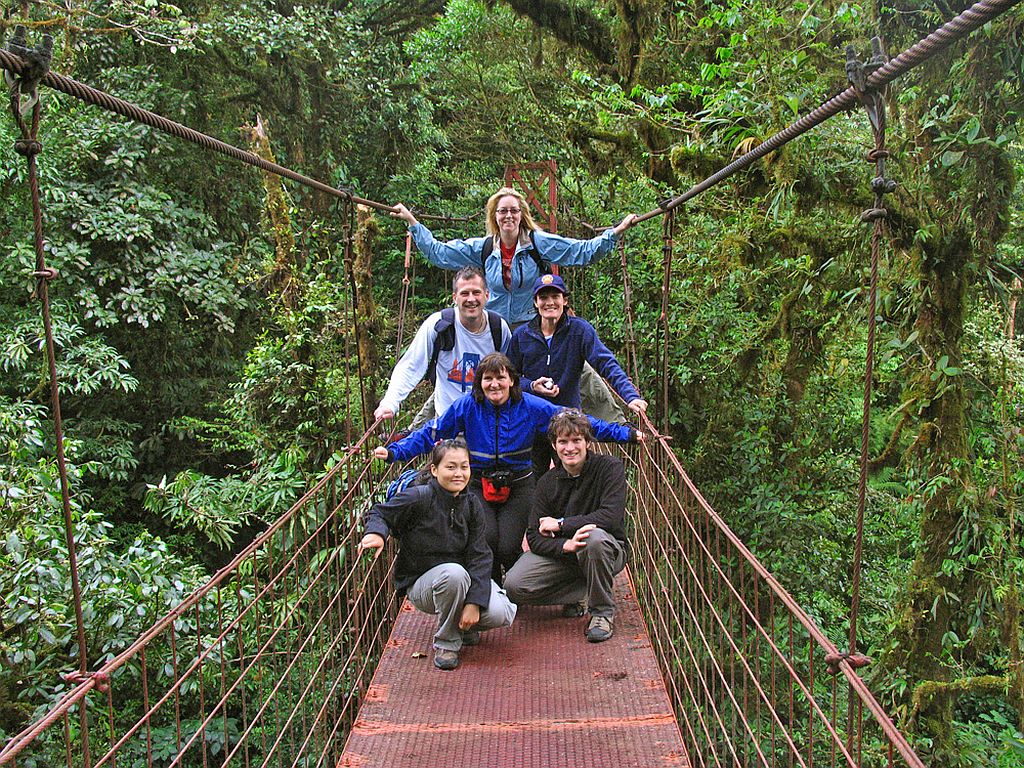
[461,630,481,647]
[433,648,460,670]
[561,600,587,618]
[585,615,614,643]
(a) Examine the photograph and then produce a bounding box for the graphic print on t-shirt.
[448,352,481,393]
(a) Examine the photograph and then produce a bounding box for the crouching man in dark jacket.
[503,410,628,643]
[360,438,517,670]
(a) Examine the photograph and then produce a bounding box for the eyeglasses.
[496,208,521,215]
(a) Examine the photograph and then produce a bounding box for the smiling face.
[430,446,471,494]
[533,287,567,322]
[554,431,590,476]
[453,274,488,328]
[494,195,523,240]
[480,367,513,407]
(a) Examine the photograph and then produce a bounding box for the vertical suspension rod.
[659,211,675,436]
[6,34,94,767]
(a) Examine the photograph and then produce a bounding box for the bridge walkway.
[340,573,688,768]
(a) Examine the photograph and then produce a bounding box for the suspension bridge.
[0,1,1019,765]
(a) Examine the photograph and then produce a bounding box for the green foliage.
[0,496,209,723]
[0,0,1021,763]
[143,453,307,549]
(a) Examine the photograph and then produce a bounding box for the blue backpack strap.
[426,307,457,385]
[385,469,430,501]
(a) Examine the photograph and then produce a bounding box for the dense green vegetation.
[1,0,1022,764]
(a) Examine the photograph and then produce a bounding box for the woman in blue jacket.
[374,353,642,580]
[390,187,637,326]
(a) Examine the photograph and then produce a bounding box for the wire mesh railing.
[3,414,929,768]
[0,421,400,768]
[613,421,923,768]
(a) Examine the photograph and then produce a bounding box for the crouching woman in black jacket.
[359,438,517,670]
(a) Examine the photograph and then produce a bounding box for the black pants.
[531,434,559,480]
[470,474,535,583]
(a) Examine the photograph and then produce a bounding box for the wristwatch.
[556,518,564,531]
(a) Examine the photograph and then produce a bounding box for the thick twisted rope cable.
[633,0,1021,224]
[0,46,487,225]
[0,47,397,213]
[842,41,897,752]
[0,0,1015,232]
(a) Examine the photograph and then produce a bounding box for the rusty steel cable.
[633,0,1022,224]
[342,201,370,430]
[7,54,97,768]
[659,211,675,434]
[618,235,641,386]
[395,232,413,354]
[846,36,897,754]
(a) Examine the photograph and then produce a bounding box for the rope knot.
[14,138,41,156]
[866,148,890,162]
[870,176,897,195]
[825,651,871,675]
[62,669,111,693]
[4,26,53,118]
[846,37,889,135]
[860,207,887,223]
[32,267,58,281]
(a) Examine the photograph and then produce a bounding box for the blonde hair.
[484,187,541,238]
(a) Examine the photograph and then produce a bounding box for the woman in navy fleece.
[507,274,647,476]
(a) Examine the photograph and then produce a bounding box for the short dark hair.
[453,267,487,293]
[547,408,593,445]
[430,437,470,467]
[471,352,522,404]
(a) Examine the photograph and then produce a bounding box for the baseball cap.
[532,274,568,297]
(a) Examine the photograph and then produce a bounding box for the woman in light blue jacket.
[391,187,637,326]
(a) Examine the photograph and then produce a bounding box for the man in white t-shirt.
[374,267,511,424]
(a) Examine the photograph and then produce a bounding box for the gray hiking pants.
[503,529,627,618]
[407,563,517,651]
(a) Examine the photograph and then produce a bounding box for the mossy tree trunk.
[243,114,302,309]
[878,12,1020,761]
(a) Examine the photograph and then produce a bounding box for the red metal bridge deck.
[340,572,688,768]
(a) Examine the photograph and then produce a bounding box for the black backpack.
[480,231,551,278]
[425,307,505,385]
